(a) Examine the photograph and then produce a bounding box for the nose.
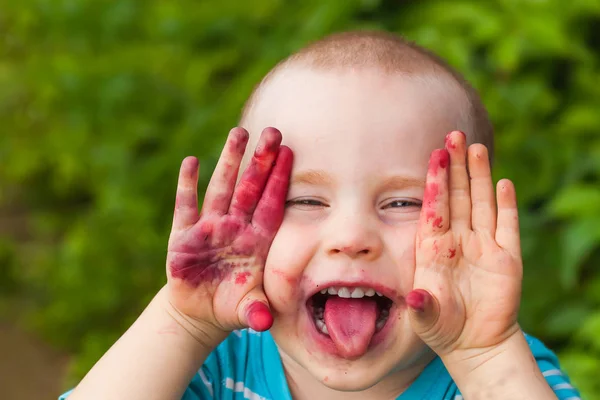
[324,209,383,260]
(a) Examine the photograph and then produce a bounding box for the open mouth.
[308,286,394,336]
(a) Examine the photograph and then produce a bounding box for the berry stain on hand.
[166,127,293,331]
[168,214,272,287]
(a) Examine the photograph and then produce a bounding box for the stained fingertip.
[228,127,250,152]
[178,157,199,190]
[181,156,199,174]
[406,289,429,313]
[245,302,273,331]
[229,126,249,139]
[445,130,466,152]
[406,289,440,330]
[255,127,282,158]
[276,145,294,164]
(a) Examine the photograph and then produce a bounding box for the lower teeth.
[316,318,329,334]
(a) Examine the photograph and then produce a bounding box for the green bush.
[1,0,599,397]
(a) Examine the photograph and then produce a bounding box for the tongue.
[323,297,378,359]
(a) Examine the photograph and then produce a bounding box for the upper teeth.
[319,286,383,298]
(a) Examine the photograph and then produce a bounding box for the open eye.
[381,199,421,210]
[285,198,328,210]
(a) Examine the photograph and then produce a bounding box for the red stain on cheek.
[235,271,251,285]
[448,248,456,258]
[271,268,299,287]
[246,302,273,331]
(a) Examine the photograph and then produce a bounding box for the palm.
[411,131,523,356]
[167,215,266,326]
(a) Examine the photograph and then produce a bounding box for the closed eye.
[285,198,328,210]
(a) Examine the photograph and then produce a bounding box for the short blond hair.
[240,30,494,158]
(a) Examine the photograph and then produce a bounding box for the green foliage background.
[1,0,599,398]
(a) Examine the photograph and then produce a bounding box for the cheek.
[264,220,317,311]
[387,223,418,289]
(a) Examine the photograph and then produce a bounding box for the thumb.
[406,289,440,334]
[238,286,273,332]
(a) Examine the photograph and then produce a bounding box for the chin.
[311,361,394,391]
[271,315,434,394]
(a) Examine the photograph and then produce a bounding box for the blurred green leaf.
[544,302,591,339]
[560,218,600,288]
[549,185,600,218]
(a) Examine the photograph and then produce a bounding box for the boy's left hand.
[408,130,523,364]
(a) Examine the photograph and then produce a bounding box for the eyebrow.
[290,170,424,190]
[291,170,333,186]
[378,175,425,191]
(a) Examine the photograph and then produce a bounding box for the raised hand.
[166,127,293,335]
[407,131,523,360]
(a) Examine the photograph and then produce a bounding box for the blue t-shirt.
[61,329,581,399]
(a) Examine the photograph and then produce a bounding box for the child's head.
[239,31,493,392]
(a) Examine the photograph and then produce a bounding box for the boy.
[62,31,580,399]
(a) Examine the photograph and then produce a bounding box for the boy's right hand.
[165,127,293,342]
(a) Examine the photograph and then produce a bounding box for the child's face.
[244,66,467,390]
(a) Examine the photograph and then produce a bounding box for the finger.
[252,146,294,235]
[446,131,471,232]
[229,127,282,219]
[201,127,249,215]
[495,179,521,258]
[418,149,450,238]
[172,156,200,230]
[468,144,496,235]
[406,289,440,334]
[238,287,273,332]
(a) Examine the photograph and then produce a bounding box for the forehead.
[243,67,467,177]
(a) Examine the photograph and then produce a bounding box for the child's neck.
[279,350,435,400]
